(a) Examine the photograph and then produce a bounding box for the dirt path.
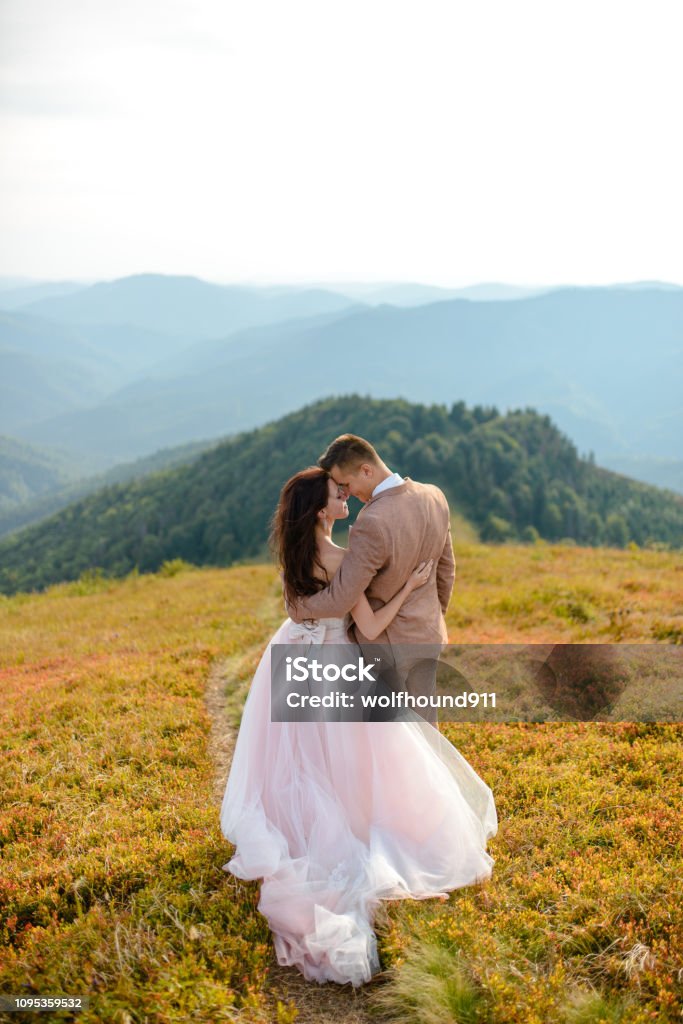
[205,653,384,1023]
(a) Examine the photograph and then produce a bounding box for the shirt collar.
[371,471,405,498]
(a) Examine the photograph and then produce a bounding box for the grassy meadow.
[0,541,681,1023]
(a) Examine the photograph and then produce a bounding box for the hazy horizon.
[2,272,682,291]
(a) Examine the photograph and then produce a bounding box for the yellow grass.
[0,544,681,1022]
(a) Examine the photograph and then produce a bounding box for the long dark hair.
[269,467,331,603]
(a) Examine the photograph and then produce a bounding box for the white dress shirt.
[371,471,405,498]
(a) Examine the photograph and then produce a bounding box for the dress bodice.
[318,615,351,643]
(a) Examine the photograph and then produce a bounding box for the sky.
[1,0,682,287]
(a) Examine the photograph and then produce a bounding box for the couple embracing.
[220,434,498,988]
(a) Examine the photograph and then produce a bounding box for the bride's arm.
[287,514,386,622]
[349,560,433,641]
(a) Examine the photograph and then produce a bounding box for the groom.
[287,434,455,722]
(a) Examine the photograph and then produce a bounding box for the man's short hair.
[318,434,381,473]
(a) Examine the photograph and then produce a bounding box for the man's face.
[329,462,373,502]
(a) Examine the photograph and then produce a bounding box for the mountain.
[1,395,681,597]
[316,282,552,305]
[21,273,359,337]
[611,280,683,291]
[0,293,364,448]
[0,436,219,538]
[142,307,364,380]
[0,309,214,436]
[14,287,683,470]
[598,454,683,496]
[0,280,90,309]
[0,436,81,514]
[325,280,682,304]
[0,303,325,441]
[0,311,131,434]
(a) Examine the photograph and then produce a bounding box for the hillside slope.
[1,396,681,596]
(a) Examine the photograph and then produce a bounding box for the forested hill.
[0,395,681,595]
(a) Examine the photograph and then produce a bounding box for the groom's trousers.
[358,642,444,726]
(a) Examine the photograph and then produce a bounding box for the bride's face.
[323,477,349,522]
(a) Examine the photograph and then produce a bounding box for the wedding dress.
[220,614,498,988]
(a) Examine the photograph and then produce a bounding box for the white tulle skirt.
[220,617,498,988]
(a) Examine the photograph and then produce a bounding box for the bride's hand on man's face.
[407,559,434,592]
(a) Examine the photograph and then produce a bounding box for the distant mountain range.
[0,274,681,523]
[293,282,553,304]
[11,273,358,336]
[1,395,680,596]
[0,435,220,538]
[2,274,679,308]
[0,279,90,308]
[0,436,80,513]
[7,280,681,461]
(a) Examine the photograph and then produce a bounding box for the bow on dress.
[287,619,327,645]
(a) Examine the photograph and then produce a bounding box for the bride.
[220,467,498,988]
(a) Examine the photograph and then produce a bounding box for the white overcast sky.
[1,0,681,287]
